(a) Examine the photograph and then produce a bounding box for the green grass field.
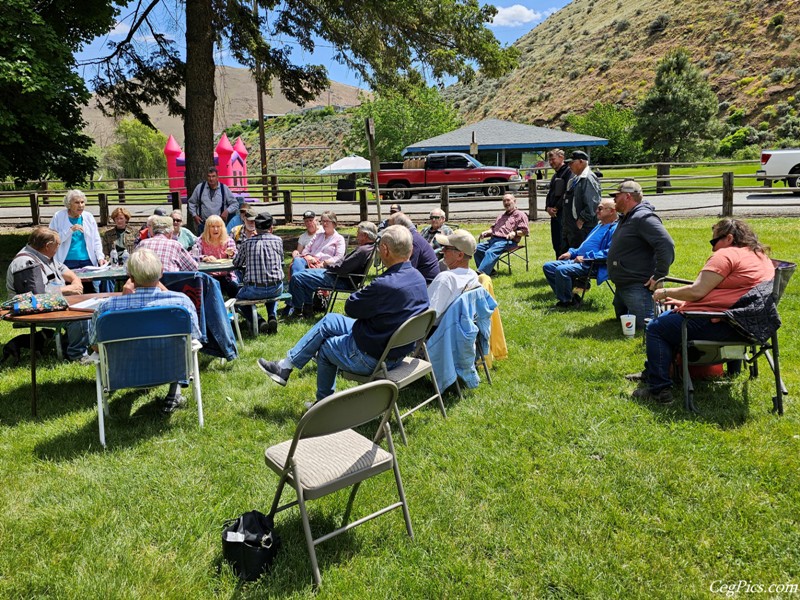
[0,217,798,598]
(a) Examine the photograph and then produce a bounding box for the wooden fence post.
[29,193,40,225]
[656,163,671,194]
[117,179,126,203]
[270,175,278,203]
[40,180,49,205]
[722,172,734,217]
[282,189,292,223]
[98,193,109,226]
[527,181,538,221]
[441,186,450,220]
[170,191,181,211]
[358,188,368,222]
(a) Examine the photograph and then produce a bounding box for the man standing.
[138,216,198,273]
[287,221,377,317]
[257,225,429,402]
[233,212,284,334]
[89,248,201,413]
[544,148,575,258]
[474,193,529,276]
[561,150,601,250]
[420,208,454,256]
[542,198,618,309]
[607,180,675,323]
[187,167,238,235]
[388,212,440,283]
[427,229,479,320]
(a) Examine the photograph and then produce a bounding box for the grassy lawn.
[0,217,798,598]
[600,163,764,192]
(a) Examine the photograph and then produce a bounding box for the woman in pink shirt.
[633,218,775,404]
[290,210,345,277]
[193,214,238,296]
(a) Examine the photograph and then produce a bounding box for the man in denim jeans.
[606,180,675,324]
[257,225,429,402]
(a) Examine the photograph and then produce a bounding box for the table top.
[1,293,120,324]
[73,260,235,281]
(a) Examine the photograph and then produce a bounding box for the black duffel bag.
[222,510,281,581]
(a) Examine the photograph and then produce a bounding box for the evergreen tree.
[634,48,721,161]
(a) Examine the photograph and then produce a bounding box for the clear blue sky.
[74,1,570,90]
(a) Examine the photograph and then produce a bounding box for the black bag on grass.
[222,510,281,581]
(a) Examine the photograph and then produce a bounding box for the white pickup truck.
[757,149,800,193]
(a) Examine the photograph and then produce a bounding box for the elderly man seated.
[138,215,198,272]
[286,221,377,317]
[420,208,454,256]
[426,229,479,321]
[542,197,618,309]
[89,248,201,413]
[474,193,529,276]
[257,225,429,402]
[388,212,440,283]
[6,226,91,362]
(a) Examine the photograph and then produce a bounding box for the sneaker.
[162,393,187,414]
[625,371,646,382]
[281,305,294,318]
[266,318,278,335]
[77,352,99,365]
[304,401,315,410]
[632,387,673,404]
[258,319,269,334]
[571,294,583,307]
[257,359,292,386]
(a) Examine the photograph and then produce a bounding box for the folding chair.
[235,292,292,335]
[265,380,413,587]
[574,259,615,302]
[317,245,377,313]
[93,306,203,447]
[496,234,529,274]
[657,259,795,414]
[340,308,444,445]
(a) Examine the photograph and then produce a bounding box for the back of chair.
[96,306,194,391]
[771,259,796,306]
[374,308,437,365]
[295,380,399,440]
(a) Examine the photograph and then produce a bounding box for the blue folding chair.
[93,306,203,447]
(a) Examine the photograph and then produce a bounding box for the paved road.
[2,190,799,228]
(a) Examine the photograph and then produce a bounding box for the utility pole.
[254,0,267,202]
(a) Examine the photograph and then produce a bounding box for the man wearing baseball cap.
[233,211,284,334]
[230,206,259,246]
[426,229,480,319]
[293,211,320,261]
[561,150,601,251]
[606,179,675,323]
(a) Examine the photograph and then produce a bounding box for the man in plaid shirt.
[89,248,200,413]
[233,212,284,334]
[138,216,198,273]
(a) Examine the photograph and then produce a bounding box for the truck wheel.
[788,165,800,195]
[484,180,506,197]
[387,183,410,200]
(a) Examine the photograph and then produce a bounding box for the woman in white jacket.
[48,189,106,291]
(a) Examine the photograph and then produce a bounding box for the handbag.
[222,510,281,581]
[1,292,69,315]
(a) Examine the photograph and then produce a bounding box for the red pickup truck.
[376,153,523,200]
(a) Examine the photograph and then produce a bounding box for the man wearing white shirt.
[427,229,479,321]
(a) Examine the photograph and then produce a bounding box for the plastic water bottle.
[120,250,129,266]
[110,248,118,266]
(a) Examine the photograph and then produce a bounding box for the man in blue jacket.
[543,197,618,308]
[257,225,429,402]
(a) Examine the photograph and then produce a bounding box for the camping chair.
[265,380,413,587]
[340,308,444,445]
[656,259,795,414]
[317,245,377,313]
[496,234,529,274]
[574,259,616,302]
[93,306,203,447]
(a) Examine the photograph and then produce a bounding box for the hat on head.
[153,208,166,216]
[389,204,402,214]
[244,207,258,221]
[302,210,316,219]
[567,150,589,162]
[435,229,477,257]
[609,179,643,197]
[254,212,273,230]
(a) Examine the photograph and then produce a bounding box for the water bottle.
[110,248,118,266]
[120,249,129,266]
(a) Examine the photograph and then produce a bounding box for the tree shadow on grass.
[568,318,625,341]
[33,388,181,459]
[0,378,96,427]
[512,278,548,290]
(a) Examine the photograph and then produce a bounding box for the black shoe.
[632,387,673,404]
[280,305,293,318]
[257,359,292,386]
[258,320,269,334]
[553,300,575,309]
[266,318,278,335]
[301,304,315,318]
[571,294,583,306]
[161,393,187,414]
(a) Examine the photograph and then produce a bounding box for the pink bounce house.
[164,133,251,200]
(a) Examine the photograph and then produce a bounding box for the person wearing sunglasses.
[420,208,453,257]
[632,219,776,404]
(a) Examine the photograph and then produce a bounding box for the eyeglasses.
[429,215,443,220]
[173,219,182,223]
[440,245,456,252]
[709,235,725,248]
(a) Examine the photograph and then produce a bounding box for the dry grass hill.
[446,0,800,129]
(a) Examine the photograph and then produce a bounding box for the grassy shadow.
[0,377,96,426]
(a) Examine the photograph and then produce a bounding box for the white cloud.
[491,5,543,27]
[108,21,131,38]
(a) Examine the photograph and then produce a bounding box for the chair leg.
[293,463,322,587]
[454,378,463,400]
[95,368,107,448]
[769,334,785,415]
[342,481,362,527]
[423,347,447,419]
[55,329,64,360]
[385,423,414,540]
[192,349,204,427]
[393,403,408,446]
[681,322,698,413]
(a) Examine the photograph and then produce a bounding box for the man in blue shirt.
[542,198,618,308]
[89,248,201,413]
[258,225,429,402]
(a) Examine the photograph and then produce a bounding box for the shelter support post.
[722,172,734,217]
[527,180,537,222]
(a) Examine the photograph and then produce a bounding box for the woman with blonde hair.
[193,214,239,296]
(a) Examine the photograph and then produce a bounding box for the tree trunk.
[184,0,216,197]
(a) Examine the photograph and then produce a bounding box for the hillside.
[446,0,800,130]
[81,65,367,147]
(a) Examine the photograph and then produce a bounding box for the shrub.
[718,127,756,157]
[714,52,733,65]
[727,107,746,125]
[732,145,761,160]
[770,68,787,83]
[598,60,611,73]
[647,14,671,35]
[758,121,770,131]
[777,115,800,139]
[613,19,630,32]
[768,13,785,29]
